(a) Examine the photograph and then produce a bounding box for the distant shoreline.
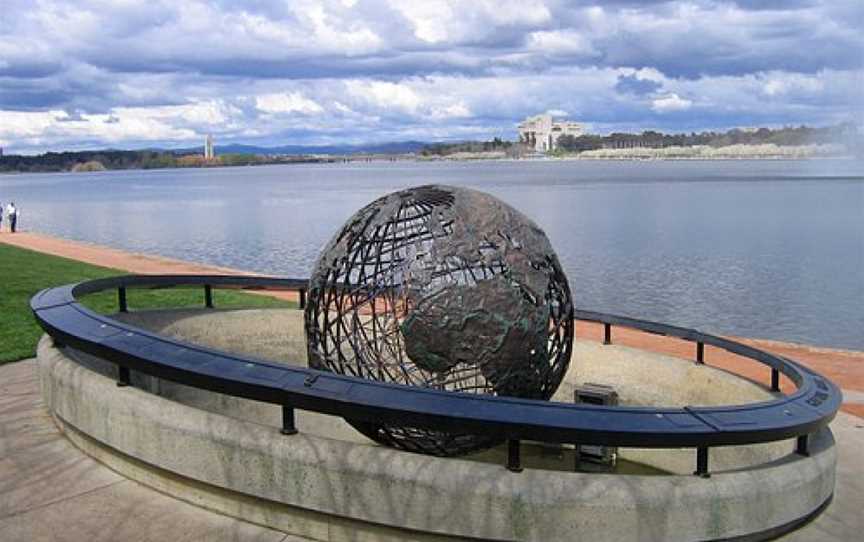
[4,122,858,173]
[420,154,859,163]
[421,142,854,162]
[1,153,860,176]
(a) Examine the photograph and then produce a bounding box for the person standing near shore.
[6,202,18,233]
[0,202,4,232]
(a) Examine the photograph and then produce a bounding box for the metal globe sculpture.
[304,185,574,456]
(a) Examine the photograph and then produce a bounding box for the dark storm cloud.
[0,61,188,113]
[0,82,69,110]
[0,75,109,112]
[87,50,495,81]
[615,74,663,95]
[0,60,63,79]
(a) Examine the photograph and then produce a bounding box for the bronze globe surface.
[304,185,574,456]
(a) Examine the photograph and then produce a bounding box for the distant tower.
[204,134,215,159]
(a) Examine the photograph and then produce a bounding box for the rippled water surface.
[2,159,862,349]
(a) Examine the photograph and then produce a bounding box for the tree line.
[556,124,856,153]
[420,123,858,156]
[419,137,514,156]
[0,150,301,173]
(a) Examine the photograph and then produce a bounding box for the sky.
[0,0,862,153]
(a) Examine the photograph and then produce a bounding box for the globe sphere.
[304,185,573,456]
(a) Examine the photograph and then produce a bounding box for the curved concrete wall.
[39,333,836,542]
[110,309,794,474]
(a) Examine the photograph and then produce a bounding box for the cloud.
[54,110,88,122]
[586,2,863,78]
[389,0,551,45]
[526,30,596,57]
[651,93,693,113]
[761,73,825,97]
[255,93,324,114]
[430,101,472,119]
[346,80,422,113]
[615,74,663,96]
[0,107,197,150]
[0,0,861,152]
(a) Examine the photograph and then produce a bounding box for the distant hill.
[167,141,429,156]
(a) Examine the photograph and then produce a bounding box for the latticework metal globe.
[304,185,573,456]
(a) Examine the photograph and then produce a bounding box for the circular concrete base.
[38,309,837,541]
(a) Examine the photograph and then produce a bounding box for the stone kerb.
[37,331,836,542]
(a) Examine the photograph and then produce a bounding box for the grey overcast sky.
[1,0,862,153]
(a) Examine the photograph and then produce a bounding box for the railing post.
[771,368,780,392]
[280,405,298,435]
[118,287,127,313]
[796,434,809,456]
[507,439,523,472]
[696,342,704,364]
[117,366,130,387]
[603,323,612,345]
[299,288,307,310]
[694,447,710,478]
[204,285,213,308]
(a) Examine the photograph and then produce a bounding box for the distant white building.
[204,134,215,159]
[517,114,584,152]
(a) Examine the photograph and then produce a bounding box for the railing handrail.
[31,274,842,475]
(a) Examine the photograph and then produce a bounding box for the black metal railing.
[31,274,842,477]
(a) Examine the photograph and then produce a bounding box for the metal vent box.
[574,383,619,467]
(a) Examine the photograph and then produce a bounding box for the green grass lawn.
[0,243,295,363]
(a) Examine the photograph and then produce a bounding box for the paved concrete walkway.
[0,359,297,542]
[1,358,862,541]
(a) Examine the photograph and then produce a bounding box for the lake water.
[2,159,862,350]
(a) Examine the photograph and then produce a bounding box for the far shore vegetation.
[1,123,858,174]
[420,123,859,159]
[0,150,327,174]
[0,243,294,364]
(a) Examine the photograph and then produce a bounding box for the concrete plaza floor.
[0,359,298,542]
[1,358,862,541]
